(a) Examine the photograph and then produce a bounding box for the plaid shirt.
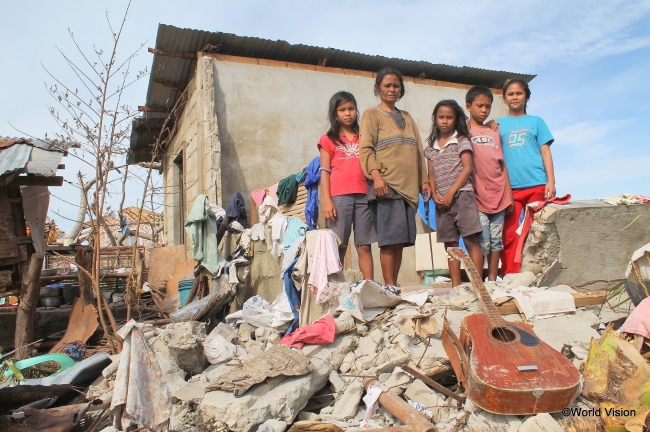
[424,132,474,196]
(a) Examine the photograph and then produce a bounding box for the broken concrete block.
[329,371,345,393]
[161,321,207,374]
[503,270,537,288]
[519,413,563,432]
[356,324,368,336]
[239,322,257,342]
[355,331,382,358]
[331,378,364,420]
[155,351,187,395]
[372,354,410,375]
[334,312,356,334]
[297,411,320,421]
[404,379,448,423]
[339,362,351,373]
[204,362,235,382]
[532,313,601,351]
[255,326,282,344]
[172,379,211,404]
[101,355,121,379]
[198,335,357,431]
[212,322,239,344]
[384,369,412,394]
[449,293,477,310]
[258,419,287,432]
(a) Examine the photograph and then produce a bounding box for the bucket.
[178,279,194,307]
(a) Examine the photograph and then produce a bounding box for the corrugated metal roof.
[0,136,67,178]
[130,24,535,162]
[0,144,33,177]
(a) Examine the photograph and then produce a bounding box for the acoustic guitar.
[441,247,581,415]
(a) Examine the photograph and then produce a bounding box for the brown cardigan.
[359,107,428,209]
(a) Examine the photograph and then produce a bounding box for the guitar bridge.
[517,365,544,397]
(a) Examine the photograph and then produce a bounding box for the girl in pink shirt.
[318,91,377,279]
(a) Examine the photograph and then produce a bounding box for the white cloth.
[360,384,383,427]
[225,292,294,328]
[308,230,342,296]
[269,213,288,259]
[112,320,171,430]
[208,203,227,220]
[204,332,249,364]
[250,223,266,241]
[626,242,650,279]
[335,280,404,322]
[281,235,305,275]
[491,286,576,320]
[259,195,280,224]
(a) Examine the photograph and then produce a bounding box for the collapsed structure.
[2,25,650,432]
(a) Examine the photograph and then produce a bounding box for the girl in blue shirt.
[497,79,556,275]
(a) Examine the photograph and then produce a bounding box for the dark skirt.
[368,183,416,247]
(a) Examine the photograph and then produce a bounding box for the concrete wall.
[164,54,509,286]
[522,200,650,291]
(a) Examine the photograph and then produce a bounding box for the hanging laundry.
[283,257,301,333]
[308,230,342,296]
[283,217,309,252]
[208,203,226,220]
[226,192,251,230]
[259,195,280,224]
[251,188,267,207]
[277,172,300,205]
[184,195,224,276]
[282,236,305,275]
[250,223,266,241]
[279,314,336,348]
[514,194,571,264]
[304,157,321,229]
[269,213,288,259]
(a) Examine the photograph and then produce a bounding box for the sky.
[1,0,650,233]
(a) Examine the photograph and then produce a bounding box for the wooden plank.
[0,270,11,287]
[9,176,63,186]
[148,47,197,60]
[148,245,187,290]
[138,105,170,113]
[496,291,607,315]
[0,186,19,259]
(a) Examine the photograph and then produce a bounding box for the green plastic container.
[3,353,76,378]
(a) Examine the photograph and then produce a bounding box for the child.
[465,85,513,281]
[319,91,376,280]
[496,79,556,275]
[424,100,484,286]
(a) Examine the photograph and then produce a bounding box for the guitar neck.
[448,247,506,327]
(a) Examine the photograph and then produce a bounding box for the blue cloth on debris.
[304,157,321,229]
[283,257,301,334]
[283,217,308,252]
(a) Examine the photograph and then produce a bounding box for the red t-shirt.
[469,126,510,214]
[317,134,368,196]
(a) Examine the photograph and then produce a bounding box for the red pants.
[500,185,546,275]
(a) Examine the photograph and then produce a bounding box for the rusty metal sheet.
[49,298,98,354]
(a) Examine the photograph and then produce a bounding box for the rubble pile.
[81,271,626,432]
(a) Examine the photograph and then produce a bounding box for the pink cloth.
[469,126,510,214]
[308,230,342,296]
[251,189,267,207]
[317,133,367,196]
[514,194,571,264]
[621,297,650,339]
[268,183,279,202]
[279,315,336,349]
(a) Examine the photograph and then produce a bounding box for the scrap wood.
[165,260,197,299]
[4,403,90,432]
[496,290,607,315]
[49,297,99,354]
[401,365,466,404]
[362,379,436,432]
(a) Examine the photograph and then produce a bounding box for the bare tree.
[45,1,148,351]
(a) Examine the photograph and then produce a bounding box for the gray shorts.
[477,210,505,255]
[328,194,377,248]
[435,190,482,243]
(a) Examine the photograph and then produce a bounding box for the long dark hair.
[326,91,359,145]
[374,67,405,101]
[426,100,470,147]
[503,79,531,113]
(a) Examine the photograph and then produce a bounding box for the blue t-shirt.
[496,115,554,189]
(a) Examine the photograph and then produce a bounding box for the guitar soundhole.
[489,326,520,344]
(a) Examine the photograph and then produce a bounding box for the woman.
[359,67,432,285]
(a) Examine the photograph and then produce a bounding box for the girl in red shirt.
[319,91,377,279]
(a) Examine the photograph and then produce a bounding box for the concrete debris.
[519,413,563,432]
[161,321,207,374]
[78,258,627,432]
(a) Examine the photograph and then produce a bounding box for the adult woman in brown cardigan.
[359,67,432,285]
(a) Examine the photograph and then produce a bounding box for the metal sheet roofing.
[130,24,535,162]
[0,137,67,178]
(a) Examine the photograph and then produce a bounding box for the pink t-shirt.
[317,134,368,196]
[469,126,510,214]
